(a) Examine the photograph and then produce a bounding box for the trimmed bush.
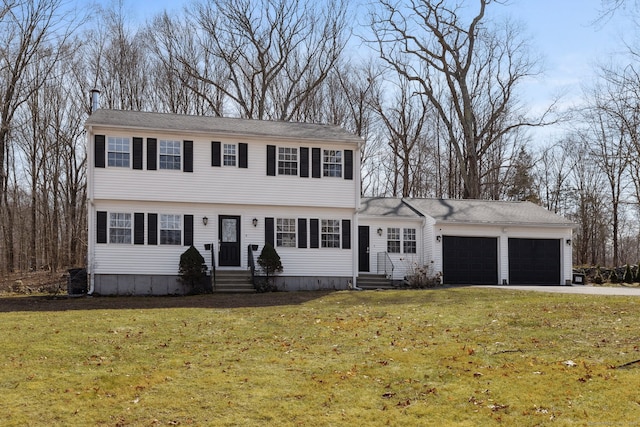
[624,264,634,284]
[179,246,210,294]
[257,243,283,292]
[608,269,619,284]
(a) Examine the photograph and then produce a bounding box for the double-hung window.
[223,143,236,166]
[403,228,417,254]
[160,140,181,170]
[107,137,130,167]
[109,213,132,244]
[278,147,298,175]
[323,150,342,177]
[276,218,296,247]
[387,228,401,253]
[160,214,181,245]
[321,219,340,248]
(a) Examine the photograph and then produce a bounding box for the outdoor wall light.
[436,235,442,242]
[202,216,208,226]
[566,239,571,246]
[377,227,383,236]
[252,218,258,227]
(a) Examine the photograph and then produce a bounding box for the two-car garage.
[442,236,561,285]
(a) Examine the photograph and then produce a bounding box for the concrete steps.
[357,273,395,290]
[213,270,255,293]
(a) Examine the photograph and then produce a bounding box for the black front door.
[219,215,241,266]
[358,226,370,272]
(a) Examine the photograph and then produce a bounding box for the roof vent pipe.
[89,89,100,114]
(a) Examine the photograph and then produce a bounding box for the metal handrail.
[377,252,394,279]
[248,244,258,288]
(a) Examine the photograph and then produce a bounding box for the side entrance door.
[358,226,370,272]
[219,215,241,267]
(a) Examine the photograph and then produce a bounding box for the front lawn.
[1,288,639,425]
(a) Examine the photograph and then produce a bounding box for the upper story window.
[160,140,181,170]
[403,228,417,254]
[278,147,298,175]
[107,137,130,167]
[109,213,131,244]
[223,143,236,166]
[160,214,181,245]
[321,219,340,248]
[276,218,296,247]
[387,228,400,253]
[323,150,342,177]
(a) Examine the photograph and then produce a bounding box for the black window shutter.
[266,145,276,176]
[298,218,307,248]
[342,219,351,249]
[212,141,221,167]
[148,213,158,245]
[300,147,309,178]
[183,140,193,172]
[344,150,353,180]
[96,211,107,243]
[132,137,143,170]
[134,212,145,244]
[184,214,194,246]
[239,143,248,168]
[265,217,274,247]
[310,219,319,248]
[312,148,321,178]
[147,138,157,170]
[95,135,105,168]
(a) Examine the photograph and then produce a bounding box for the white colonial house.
[85,109,575,295]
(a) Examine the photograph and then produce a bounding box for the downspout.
[86,90,100,295]
[86,124,95,295]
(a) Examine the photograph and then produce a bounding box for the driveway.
[478,285,640,296]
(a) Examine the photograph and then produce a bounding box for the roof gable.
[85,109,362,145]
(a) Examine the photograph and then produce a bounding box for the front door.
[219,215,241,266]
[358,226,370,272]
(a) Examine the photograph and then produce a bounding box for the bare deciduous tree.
[369,0,552,199]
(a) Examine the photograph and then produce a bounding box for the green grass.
[1,288,639,426]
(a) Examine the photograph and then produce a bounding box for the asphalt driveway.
[479,285,640,296]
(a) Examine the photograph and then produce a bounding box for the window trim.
[321,219,341,248]
[278,147,298,176]
[109,212,132,244]
[223,143,237,167]
[403,228,417,254]
[159,140,182,170]
[387,227,401,253]
[276,218,297,247]
[159,214,182,245]
[107,136,131,168]
[322,149,342,178]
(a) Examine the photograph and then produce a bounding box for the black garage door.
[509,238,560,285]
[442,236,498,285]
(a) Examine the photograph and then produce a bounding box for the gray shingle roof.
[404,198,574,226]
[358,197,423,218]
[86,109,362,145]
